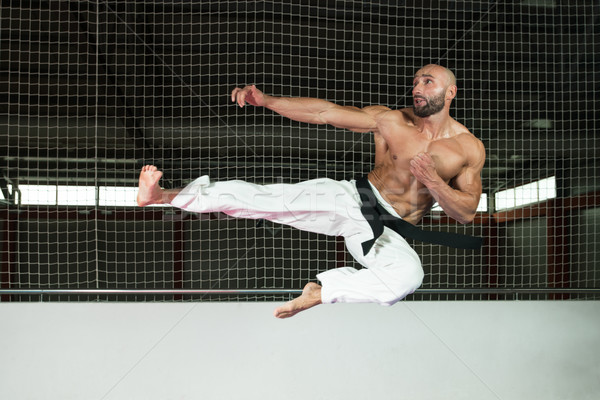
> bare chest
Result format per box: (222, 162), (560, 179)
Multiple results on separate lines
(375, 131), (467, 182)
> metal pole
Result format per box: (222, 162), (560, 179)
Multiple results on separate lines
(0, 288), (598, 296)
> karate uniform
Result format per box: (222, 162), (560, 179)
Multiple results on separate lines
(170, 176), (424, 305)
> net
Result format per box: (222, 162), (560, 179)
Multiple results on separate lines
(0, 1), (598, 301)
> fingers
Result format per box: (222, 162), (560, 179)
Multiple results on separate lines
(230, 87), (247, 107)
(412, 152), (432, 163)
(410, 152), (427, 170)
(410, 152), (440, 187)
(409, 159), (423, 178)
(230, 84), (256, 108)
(230, 87), (240, 103)
(410, 153), (431, 174)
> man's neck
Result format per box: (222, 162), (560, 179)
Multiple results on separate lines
(418, 111), (453, 139)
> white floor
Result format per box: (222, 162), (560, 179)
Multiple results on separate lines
(1, 301), (599, 400)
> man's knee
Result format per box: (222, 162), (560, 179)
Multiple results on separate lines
(378, 263), (424, 305)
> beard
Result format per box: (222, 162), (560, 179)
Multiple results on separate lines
(413, 92), (445, 117)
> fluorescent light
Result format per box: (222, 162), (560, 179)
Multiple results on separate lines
(19, 184), (57, 205)
(538, 176), (556, 200)
(99, 186), (168, 207)
(57, 186), (96, 206)
(477, 193), (488, 212)
(18, 184), (168, 207)
(495, 187), (516, 210)
(99, 186), (138, 207)
(495, 176), (556, 211)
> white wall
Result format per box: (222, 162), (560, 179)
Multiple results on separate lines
(1, 301), (599, 400)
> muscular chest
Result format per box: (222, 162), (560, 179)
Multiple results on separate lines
(375, 131), (466, 182)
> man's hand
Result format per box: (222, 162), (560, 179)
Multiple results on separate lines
(409, 152), (442, 187)
(231, 85), (267, 108)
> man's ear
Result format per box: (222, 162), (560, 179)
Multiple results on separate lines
(446, 85), (457, 101)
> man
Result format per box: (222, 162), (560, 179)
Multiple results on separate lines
(137, 64), (485, 318)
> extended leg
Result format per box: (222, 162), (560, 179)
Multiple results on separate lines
(167, 172), (369, 239)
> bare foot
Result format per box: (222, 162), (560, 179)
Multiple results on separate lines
(137, 165), (164, 206)
(274, 282), (322, 319)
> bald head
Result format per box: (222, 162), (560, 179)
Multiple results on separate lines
(415, 64), (456, 87)
(412, 64), (458, 116)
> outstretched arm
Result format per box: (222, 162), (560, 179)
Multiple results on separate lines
(410, 139), (485, 224)
(231, 85), (389, 133)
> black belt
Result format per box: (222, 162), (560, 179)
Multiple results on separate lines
(355, 176), (484, 256)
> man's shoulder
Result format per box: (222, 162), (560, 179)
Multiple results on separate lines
(445, 121), (485, 166)
(361, 104), (393, 116)
(397, 107), (416, 120)
(375, 107), (416, 125)
(451, 127), (485, 168)
(452, 120), (483, 147)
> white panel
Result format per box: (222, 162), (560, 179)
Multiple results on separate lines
(1, 302), (599, 400)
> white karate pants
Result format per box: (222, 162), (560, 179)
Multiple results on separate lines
(170, 176), (424, 305)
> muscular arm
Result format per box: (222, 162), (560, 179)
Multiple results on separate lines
(231, 85), (389, 133)
(410, 139), (485, 224)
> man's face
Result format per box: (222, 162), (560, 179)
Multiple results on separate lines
(412, 68), (448, 117)
(412, 89), (445, 118)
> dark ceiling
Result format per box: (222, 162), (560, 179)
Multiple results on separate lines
(1, 1), (599, 201)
